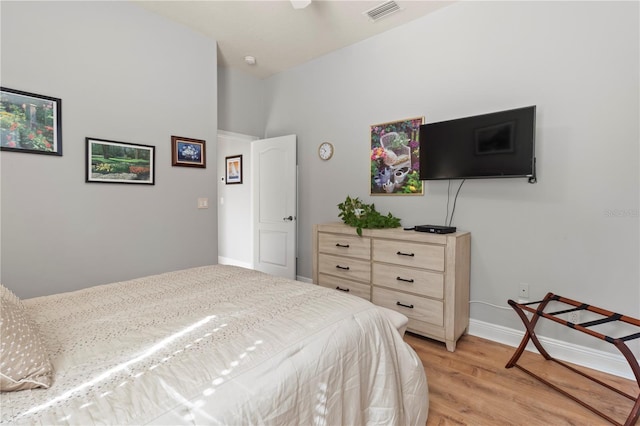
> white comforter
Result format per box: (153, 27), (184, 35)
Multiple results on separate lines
(1, 265), (428, 425)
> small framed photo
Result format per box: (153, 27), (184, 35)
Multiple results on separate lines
(86, 137), (155, 185)
(0, 87), (62, 156)
(171, 136), (206, 168)
(225, 155), (243, 185)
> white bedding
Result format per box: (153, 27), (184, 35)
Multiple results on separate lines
(1, 265), (428, 425)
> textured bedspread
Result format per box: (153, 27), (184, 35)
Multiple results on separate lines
(1, 265), (428, 425)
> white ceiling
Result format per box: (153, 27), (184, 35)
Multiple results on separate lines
(133, 0), (454, 79)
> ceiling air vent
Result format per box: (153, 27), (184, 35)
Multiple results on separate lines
(364, 1), (401, 22)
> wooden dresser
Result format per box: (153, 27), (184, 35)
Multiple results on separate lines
(312, 222), (471, 351)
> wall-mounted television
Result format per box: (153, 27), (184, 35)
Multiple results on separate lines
(419, 106), (536, 182)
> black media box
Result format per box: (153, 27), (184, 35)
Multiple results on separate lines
(415, 225), (457, 234)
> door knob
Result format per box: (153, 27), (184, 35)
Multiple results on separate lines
(283, 215), (294, 221)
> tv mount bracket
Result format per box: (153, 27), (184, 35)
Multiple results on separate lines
(527, 158), (537, 184)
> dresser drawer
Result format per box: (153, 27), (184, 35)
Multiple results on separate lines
(318, 232), (370, 259)
(373, 239), (445, 271)
(372, 287), (443, 327)
(318, 253), (371, 282)
(372, 263), (444, 299)
(318, 274), (371, 300)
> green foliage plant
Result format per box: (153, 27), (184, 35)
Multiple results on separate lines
(337, 195), (401, 236)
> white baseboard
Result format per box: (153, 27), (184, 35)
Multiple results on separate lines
(217, 257), (253, 269)
(296, 275), (312, 284)
(468, 319), (635, 380)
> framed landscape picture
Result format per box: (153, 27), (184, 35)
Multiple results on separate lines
(86, 137), (155, 185)
(0, 87), (62, 156)
(370, 116), (424, 195)
(225, 155), (242, 184)
(171, 135), (206, 168)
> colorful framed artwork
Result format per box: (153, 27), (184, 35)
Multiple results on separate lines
(370, 116), (424, 195)
(0, 87), (62, 156)
(86, 137), (155, 185)
(225, 155), (243, 185)
(171, 136), (206, 168)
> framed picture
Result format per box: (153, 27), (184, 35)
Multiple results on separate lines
(0, 87), (62, 156)
(86, 137), (155, 185)
(171, 136), (206, 168)
(225, 155), (243, 185)
(370, 116), (424, 195)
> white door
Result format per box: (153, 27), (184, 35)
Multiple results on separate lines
(252, 135), (297, 279)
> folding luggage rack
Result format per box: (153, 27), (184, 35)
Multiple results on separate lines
(505, 292), (640, 426)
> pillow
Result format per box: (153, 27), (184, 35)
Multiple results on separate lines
(0, 296), (54, 391)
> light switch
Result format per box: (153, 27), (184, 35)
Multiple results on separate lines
(197, 198), (209, 209)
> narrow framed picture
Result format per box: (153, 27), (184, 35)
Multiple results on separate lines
(0, 87), (62, 156)
(225, 155), (242, 185)
(171, 136), (206, 168)
(370, 116), (424, 195)
(86, 137), (155, 185)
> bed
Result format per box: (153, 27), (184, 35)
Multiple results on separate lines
(0, 265), (428, 425)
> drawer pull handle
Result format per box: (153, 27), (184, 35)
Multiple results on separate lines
(396, 276), (415, 283)
(396, 301), (414, 309)
(336, 286), (350, 292)
(336, 265), (350, 270)
(397, 251), (415, 257)
(335, 243), (350, 248)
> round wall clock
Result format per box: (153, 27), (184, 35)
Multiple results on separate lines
(318, 142), (334, 160)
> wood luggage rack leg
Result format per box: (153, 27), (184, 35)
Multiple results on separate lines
(505, 292), (640, 426)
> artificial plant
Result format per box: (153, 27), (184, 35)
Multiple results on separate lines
(337, 195), (401, 236)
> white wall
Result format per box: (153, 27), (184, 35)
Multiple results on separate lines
(262, 1), (639, 354)
(1, 1), (218, 298)
(217, 131), (256, 268)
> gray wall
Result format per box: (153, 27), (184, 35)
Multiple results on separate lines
(218, 67), (266, 136)
(261, 1), (639, 351)
(1, 1), (218, 298)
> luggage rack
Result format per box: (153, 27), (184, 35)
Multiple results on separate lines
(505, 292), (640, 426)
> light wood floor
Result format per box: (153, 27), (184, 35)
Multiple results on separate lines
(404, 332), (639, 426)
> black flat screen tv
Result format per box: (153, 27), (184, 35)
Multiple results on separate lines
(419, 106), (536, 182)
